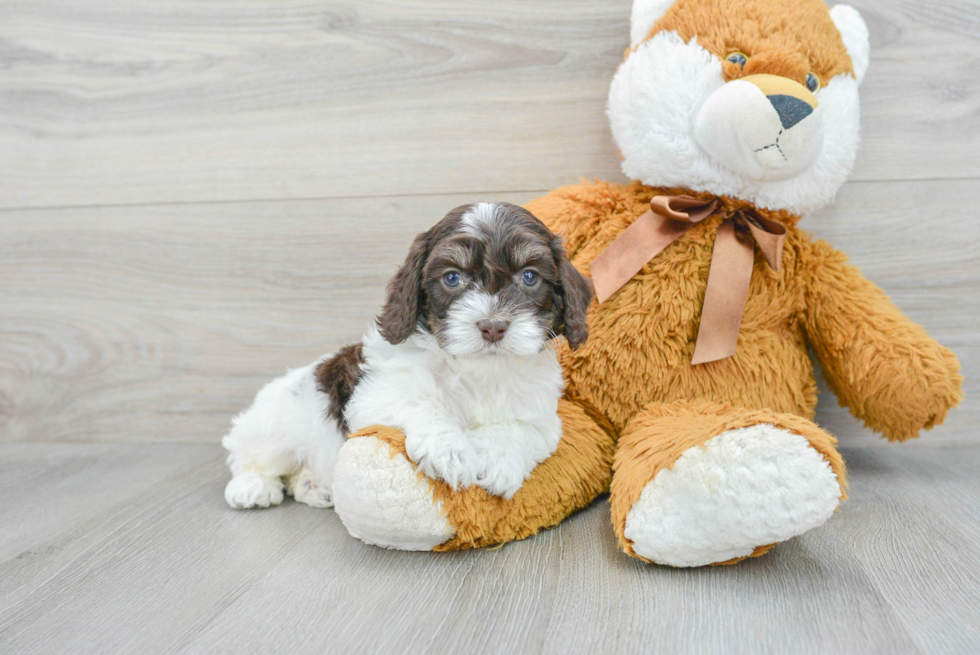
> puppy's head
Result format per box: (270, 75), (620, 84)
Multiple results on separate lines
(377, 202), (594, 356)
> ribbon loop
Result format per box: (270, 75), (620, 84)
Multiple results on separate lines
(589, 194), (787, 365)
(742, 211), (787, 272)
(650, 195), (717, 223)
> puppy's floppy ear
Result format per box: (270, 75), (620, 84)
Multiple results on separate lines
(377, 230), (429, 344)
(551, 238), (594, 350)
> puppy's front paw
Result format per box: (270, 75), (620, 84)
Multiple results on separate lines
(475, 451), (529, 500)
(405, 431), (480, 491)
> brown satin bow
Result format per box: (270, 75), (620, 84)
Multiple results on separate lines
(589, 195), (787, 365)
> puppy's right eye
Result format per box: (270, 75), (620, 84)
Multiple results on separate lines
(443, 271), (461, 288)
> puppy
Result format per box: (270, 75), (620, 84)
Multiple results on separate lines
(223, 202), (594, 509)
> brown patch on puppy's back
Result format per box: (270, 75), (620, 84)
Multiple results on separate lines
(642, 0), (854, 86)
(315, 343), (364, 433)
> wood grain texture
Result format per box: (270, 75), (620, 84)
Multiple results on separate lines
(1, 0), (979, 209)
(0, 0), (977, 652)
(1, 443), (979, 654)
(1, 181), (975, 446)
(834, 447), (980, 654)
(0, 191), (538, 444)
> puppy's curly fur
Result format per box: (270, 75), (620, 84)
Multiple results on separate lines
(222, 202), (592, 508)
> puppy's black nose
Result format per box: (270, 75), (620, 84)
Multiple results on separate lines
(477, 319), (509, 344)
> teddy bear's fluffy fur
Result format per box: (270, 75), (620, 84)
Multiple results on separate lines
(331, 0), (962, 566)
(529, 181), (960, 562)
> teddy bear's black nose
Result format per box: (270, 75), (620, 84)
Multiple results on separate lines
(768, 94), (813, 130)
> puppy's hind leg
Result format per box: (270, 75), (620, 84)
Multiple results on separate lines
(281, 343), (360, 509)
(285, 466), (334, 508)
(223, 427), (292, 510)
(222, 365), (318, 510)
(225, 470), (286, 510)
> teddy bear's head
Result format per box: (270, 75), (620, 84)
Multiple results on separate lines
(608, 0), (870, 215)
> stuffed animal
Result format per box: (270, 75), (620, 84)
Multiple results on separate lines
(332, 0), (963, 566)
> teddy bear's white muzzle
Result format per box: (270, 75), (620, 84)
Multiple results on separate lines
(694, 75), (823, 183)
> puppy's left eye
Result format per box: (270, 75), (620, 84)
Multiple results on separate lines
(443, 271), (461, 288)
(521, 270), (539, 286)
(805, 73), (820, 93)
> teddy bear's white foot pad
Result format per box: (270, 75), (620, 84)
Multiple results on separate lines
(333, 436), (456, 550)
(624, 424), (841, 567)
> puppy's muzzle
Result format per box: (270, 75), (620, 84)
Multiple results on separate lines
(694, 73), (823, 182)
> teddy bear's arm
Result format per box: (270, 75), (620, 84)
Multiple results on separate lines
(802, 238), (963, 442)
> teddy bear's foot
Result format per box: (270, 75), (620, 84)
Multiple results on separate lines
(611, 402), (846, 567)
(333, 402), (615, 551)
(333, 433), (456, 550)
(624, 424), (839, 566)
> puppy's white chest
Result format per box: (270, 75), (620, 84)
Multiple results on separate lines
(343, 329), (565, 499)
(442, 353), (563, 426)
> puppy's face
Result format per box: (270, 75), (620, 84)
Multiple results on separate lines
(377, 203), (594, 357)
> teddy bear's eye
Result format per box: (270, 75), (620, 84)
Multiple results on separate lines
(726, 52), (747, 68)
(805, 73), (820, 93)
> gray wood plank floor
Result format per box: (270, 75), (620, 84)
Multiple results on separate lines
(1, 445), (979, 654)
(1, 0), (978, 653)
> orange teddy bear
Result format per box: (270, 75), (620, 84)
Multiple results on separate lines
(332, 0), (962, 566)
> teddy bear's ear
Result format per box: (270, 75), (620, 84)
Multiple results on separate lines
(830, 5), (870, 85)
(630, 0), (675, 48)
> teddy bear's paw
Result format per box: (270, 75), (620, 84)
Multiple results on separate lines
(333, 436), (456, 550)
(624, 423), (842, 567)
(225, 472), (285, 510)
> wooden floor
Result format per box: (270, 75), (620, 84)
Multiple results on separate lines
(1, 1), (978, 653)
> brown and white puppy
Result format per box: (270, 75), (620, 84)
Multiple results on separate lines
(222, 203), (593, 509)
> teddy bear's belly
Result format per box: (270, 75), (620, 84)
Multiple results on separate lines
(562, 276), (817, 435)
